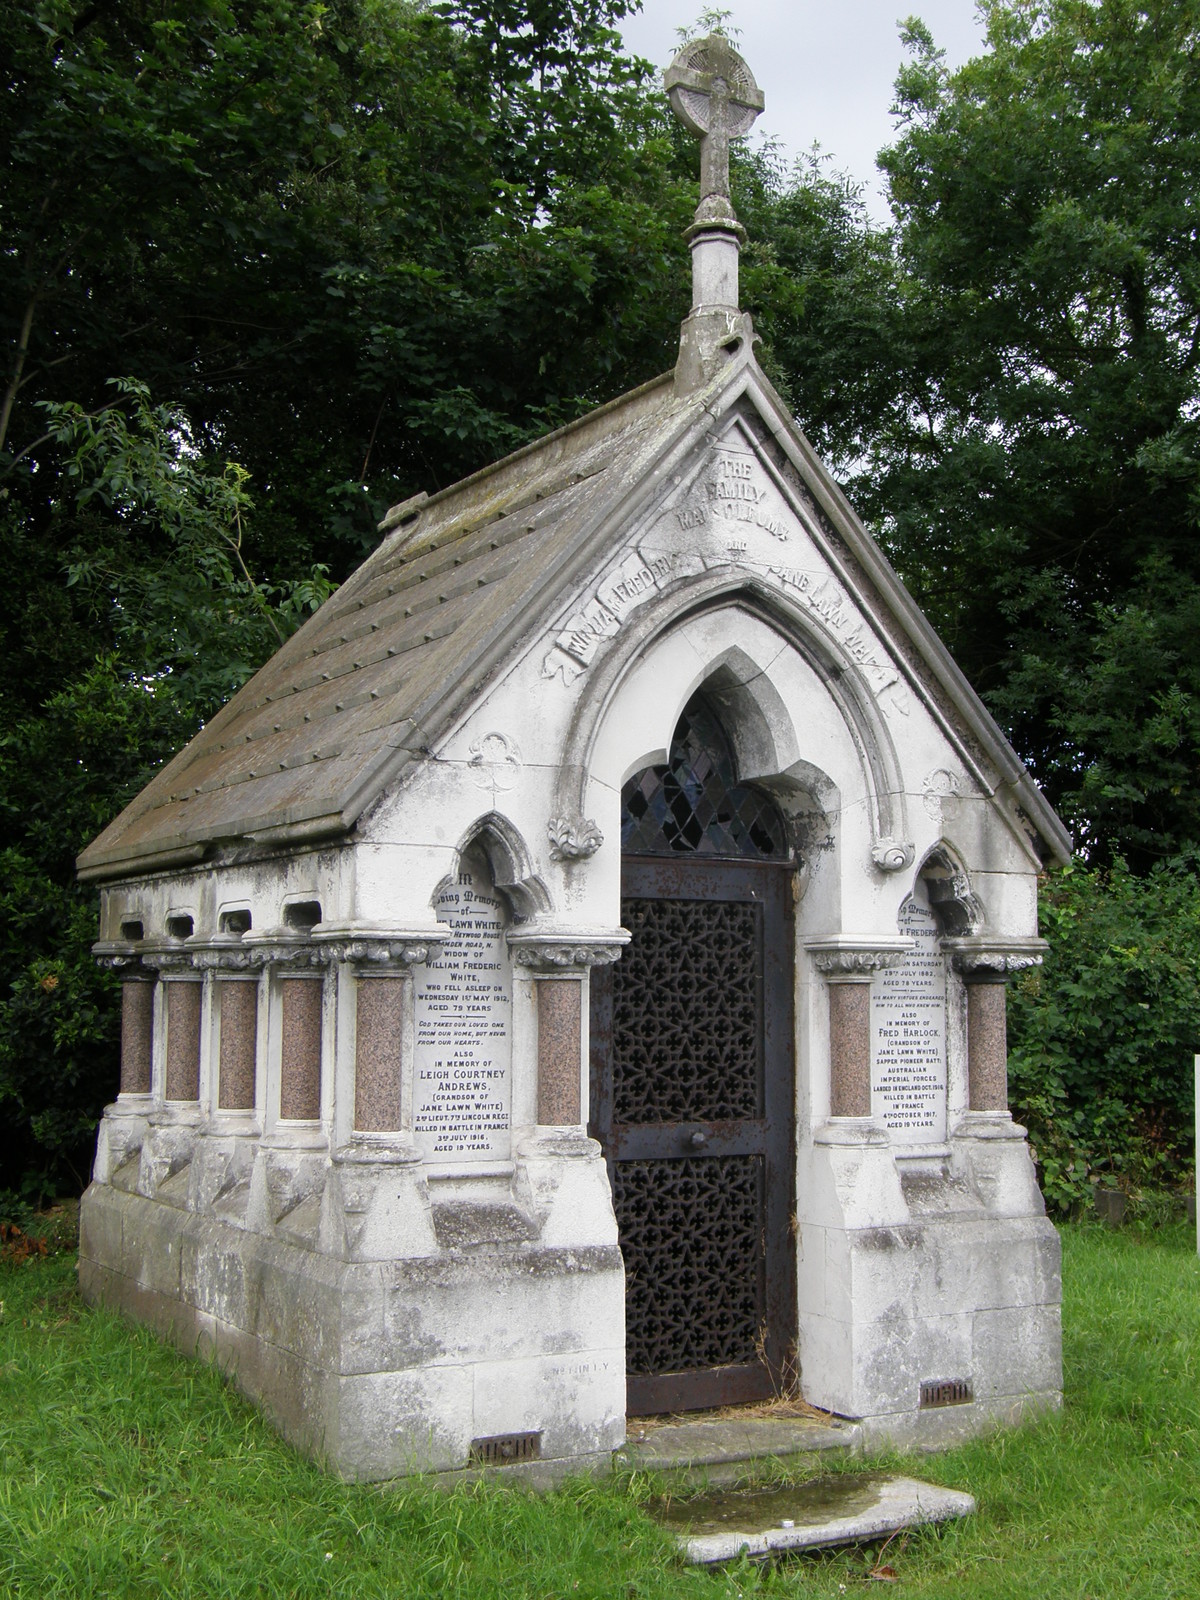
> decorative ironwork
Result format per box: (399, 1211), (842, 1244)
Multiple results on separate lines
(613, 897), (761, 1124)
(612, 1155), (765, 1375)
(621, 696), (786, 859)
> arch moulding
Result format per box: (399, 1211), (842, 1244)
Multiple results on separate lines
(548, 572), (914, 872)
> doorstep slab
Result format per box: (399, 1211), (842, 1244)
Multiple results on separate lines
(619, 1415), (860, 1478)
(656, 1472), (975, 1565)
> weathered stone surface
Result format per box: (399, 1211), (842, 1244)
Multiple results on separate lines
(671, 1475), (975, 1565)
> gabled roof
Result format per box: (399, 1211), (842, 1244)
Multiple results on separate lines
(77, 371), (704, 879)
(78, 347), (1071, 881)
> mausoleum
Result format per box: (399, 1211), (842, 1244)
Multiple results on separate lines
(78, 36), (1069, 1481)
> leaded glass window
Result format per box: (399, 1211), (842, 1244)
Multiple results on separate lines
(621, 695), (787, 858)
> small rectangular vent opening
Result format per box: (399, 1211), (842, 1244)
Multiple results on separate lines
(284, 900), (322, 930)
(166, 914), (194, 940)
(920, 1378), (973, 1409)
(220, 909), (252, 935)
(120, 919), (144, 942)
(469, 1431), (542, 1467)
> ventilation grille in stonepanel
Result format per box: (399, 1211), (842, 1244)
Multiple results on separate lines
(468, 1432), (542, 1466)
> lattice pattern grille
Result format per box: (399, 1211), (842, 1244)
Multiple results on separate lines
(622, 698), (786, 859)
(614, 897), (761, 1124)
(613, 1155), (765, 1375)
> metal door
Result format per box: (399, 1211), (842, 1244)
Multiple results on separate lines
(588, 696), (796, 1415)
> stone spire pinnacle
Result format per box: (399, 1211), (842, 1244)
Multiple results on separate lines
(665, 33), (764, 381)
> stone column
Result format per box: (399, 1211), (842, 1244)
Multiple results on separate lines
(946, 941), (1047, 1116)
(278, 969), (324, 1122)
(320, 933), (444, 1142)
(510, 934), (629, 1131)
(191, 938), (264, 1118)
(218, 975), (260, 1112)
(164, 974), (203, 1104)
(119, 972), (155, 1098)
(808, 939), (913, 1126)
(90, 945), (156, 1183)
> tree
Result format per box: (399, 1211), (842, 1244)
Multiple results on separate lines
(0, 0), (702, 1199)
(847, 0), (1200, 866)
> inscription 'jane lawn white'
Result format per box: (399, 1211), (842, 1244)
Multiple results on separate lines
(413, 859), (512, 1160)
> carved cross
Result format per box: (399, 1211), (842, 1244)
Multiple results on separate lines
(665, 34), (764, 212)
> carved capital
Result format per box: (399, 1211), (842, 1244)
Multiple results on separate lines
(138, 941), (197, 975)
(871, 838), (915, 873)
(314, 923), (446, 970)
(943, 938), (1047, 978)
(807, 937), (914, 977)
(189, 936), (265, 973)
(92, 940), (151, 977)
(547, 814), (603, 861)
(243, 931), (325, 970)
(509, 930), (629, 970)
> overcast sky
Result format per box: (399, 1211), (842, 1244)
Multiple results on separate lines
(620, 2), (990, 220)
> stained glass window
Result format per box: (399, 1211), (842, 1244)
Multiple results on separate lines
(621, 695), (788, 858)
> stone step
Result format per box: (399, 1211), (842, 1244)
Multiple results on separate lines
(618, 1414), (861, 1484)
(651, 1472), (975, 1565)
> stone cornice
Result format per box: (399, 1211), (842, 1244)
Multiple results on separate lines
(508, 929), (630, 970)
(806, 936), (914, 977)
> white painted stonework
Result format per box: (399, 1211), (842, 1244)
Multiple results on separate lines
(76, 34), (1066, 1481)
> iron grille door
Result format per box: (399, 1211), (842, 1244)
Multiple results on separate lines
(590, 856), (795, 1415)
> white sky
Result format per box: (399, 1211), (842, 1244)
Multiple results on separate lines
(620, 1), (989, 220)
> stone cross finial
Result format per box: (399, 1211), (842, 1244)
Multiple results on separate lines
(665, 34), (764, 240)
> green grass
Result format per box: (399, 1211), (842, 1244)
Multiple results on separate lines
(1, 1222), (1197, 1598)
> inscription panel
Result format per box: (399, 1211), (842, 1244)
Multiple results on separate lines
(413, 857), (512, 1160)
(870, 882), (947, 1143)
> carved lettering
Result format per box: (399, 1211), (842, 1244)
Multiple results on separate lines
(869, 884), (948, 1144)
(412, 859), (512, 1160)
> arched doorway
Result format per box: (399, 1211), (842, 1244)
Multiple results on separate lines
(589, 692), (796, 1415)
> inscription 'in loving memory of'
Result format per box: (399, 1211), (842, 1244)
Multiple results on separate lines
(412, 860), (512, 1160)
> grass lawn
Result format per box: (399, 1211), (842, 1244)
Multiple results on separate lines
(1, 1219), (1197, 1598)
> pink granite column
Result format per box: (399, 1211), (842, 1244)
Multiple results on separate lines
(279, 973), (323, 1122)
(810, 944), (911, 1124)
(827, 979), (872, 1119)
(119, 976), (155, 1097)
(354, 973), (406, 1134)
(164, 978), (202, 1103)
(965, 975), (1009, 1114)
(218, 976), (260, 1112)
(536, 978), (583, 1126)
(509, 936), (626, 1132)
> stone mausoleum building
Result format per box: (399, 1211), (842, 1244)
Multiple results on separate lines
(78, 37), (1069, 1481)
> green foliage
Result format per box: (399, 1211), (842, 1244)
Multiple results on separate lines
(1008, 857), (1200, 1212)
(0, 385), (332, 1200)
(866, 0), (1200, 864)
(2, 1225), (1199, 1596)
